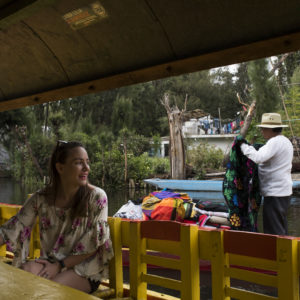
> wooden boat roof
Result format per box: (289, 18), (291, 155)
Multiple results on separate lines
(1, 0), (300, 112)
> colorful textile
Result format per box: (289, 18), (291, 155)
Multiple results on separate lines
(223, 136), (262, 231)
(151, 190), (182, 200)
(142, 189), (193, 221)
(0, 187), (113, 281)
(196, 200), (228, 212)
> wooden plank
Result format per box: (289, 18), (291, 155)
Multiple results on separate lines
(224, 266), (277, 287)
(225, 286), (277, 300)
(142, 254), (181, 270)
(146, 239), (180, 255)
(224, 230), (277, 260)
(1, 31), (300, 113)
(228, 254), (277, 271)
(141, 273), (182, 292)
(0, 261), (100, 299)
(141, 221), (181, 241)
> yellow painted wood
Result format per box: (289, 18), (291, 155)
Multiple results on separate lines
(116, 282), (180, 300)
(146, 239), (180, 255)
(141, 273), (182, 291)
(141, 254), (181, 270)
(180, 224), (199, 300)
(224, 266), (277, 287)
(225, 286), (277, 300)
(0, 261), (100, 299)
(108, 217), (124, 298)
(228, 253), (278, 271)
(0, 244), (6, 256)
(92, 287), (114, 298)
(0, 205), (20, 219)
(128, 221), (200, 300)
(0, 205), (22, 257)
(129, 221), (147, 300)
(120, 220), (130, 247)
(0, 204), (41, 259)
(277, 238), (299, 300)
(210, 230), (230, 300)
(198, 229), (215, 260)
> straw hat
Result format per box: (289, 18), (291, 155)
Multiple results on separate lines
(257, 113), (288, 128)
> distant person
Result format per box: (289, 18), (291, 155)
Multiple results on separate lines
(240, 113), (293, 235)
(0, 141), (113, 294)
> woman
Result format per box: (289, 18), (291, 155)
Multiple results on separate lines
(0, 141), (113, 294)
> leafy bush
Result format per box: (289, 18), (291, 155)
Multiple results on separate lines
(92, 147), (125, 188)
(127, 153), (152, 182)
(186, 143), (224, 179)
(150, 156), (170, 175)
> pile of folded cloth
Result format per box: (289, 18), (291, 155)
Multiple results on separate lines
(114, 189), (230, 229)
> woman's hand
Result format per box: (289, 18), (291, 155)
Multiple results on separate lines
(36, 259), (61, 279)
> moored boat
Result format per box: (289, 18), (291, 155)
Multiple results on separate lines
(144, 178), (300, 191)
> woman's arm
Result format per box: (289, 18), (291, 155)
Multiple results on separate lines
(62, 251), (97, 269)
(36, 251), (97, 278)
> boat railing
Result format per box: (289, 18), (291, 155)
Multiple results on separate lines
(0, 205), (300, 299)
(0, 203), (40, 259)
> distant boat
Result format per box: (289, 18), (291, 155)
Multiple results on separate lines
(144, 178), (222, 192)
(144, 178), (300, 192)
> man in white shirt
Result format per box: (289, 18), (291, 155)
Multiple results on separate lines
(240, 113), (293, 235)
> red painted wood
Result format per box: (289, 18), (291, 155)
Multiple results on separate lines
(140, 220), (182, 241)
(224, 230), (277, 260)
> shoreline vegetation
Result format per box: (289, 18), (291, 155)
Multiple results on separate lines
(1, 55), (299, 189)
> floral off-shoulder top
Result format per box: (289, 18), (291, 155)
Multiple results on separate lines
(0, 186), (113, 281)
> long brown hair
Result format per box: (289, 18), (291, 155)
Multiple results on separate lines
(41, 141), (92, 220)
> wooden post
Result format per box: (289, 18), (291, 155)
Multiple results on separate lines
(161, 93), (186, 179)
(108, 217), (124, 298)
(277, 237), (299, 300)
(180, 225), (200, 300)
(210, 230), (230, 300)
(129, 221), (147, 300)
(218, 107), (222, 134)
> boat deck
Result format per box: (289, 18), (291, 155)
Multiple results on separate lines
(1, 204), (300, 300)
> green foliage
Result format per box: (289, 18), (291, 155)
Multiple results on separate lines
(151, 134), (161, 156)
(66, 132), (101, 165)
(186, 143), (224, 179)
(92, 147), (124, 188)
(29, 134), (55, 175)
(117, 129), (150, 156)
(280, 66), (300, 137)
(247, 58), (280, 119)
(127, 153), (152, 182)
(150, 156), (170, 175)
(5, 57), (298, 189)
(48, 111), (66, 139)
(243, 122), (265, 144)
(112, 96), (133, 134)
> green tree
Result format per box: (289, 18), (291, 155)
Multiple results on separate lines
(283, 66), (300, 136)
(247, 58), (280, 119)
(112, 95), (133, 134)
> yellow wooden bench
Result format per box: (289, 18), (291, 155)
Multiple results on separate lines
(1, 204), (300, 300)
(210, 229), (299, 300)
